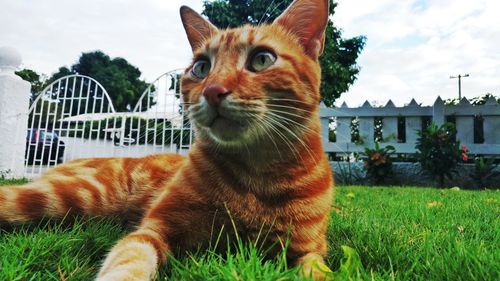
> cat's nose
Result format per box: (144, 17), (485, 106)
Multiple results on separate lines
(202, 84), (231, 107)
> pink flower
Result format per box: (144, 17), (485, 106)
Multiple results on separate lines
(370, 152), (381, 161)
(461, 145), (468, 152)
(462, 153), (468, 161)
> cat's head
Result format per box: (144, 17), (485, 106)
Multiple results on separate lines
(180, 0), (328, 149)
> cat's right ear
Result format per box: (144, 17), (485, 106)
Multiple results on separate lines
(274, 0), (329, 59)
(180, 6), (218, 52)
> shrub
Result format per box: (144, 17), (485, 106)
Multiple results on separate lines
(334, 157), (365, 185)
(363, 142), (395, 185)
(415, 122), (464, 187)
(469, 157), (500, 189)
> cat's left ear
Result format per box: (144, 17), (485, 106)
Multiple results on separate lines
(274, 0), (329, 58)
(180, 6), (218, 51)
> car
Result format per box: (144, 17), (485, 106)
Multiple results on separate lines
(25, 129), (65, 165)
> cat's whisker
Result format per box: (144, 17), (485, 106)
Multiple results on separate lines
(264, 115), (317, 162)
(266, 108), (309, 120)
(260, 115), (301, 162)
(265, 104), (314, 114)
(266, 111), (316, 135)
(261, 115), (306, 163)
(263, 98), (313, 105)
(258, 0), (277, 25)
(260, 0), (287, 25)
(251, 115), (284, 161)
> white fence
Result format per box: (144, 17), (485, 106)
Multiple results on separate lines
(320, 97), (500, 155)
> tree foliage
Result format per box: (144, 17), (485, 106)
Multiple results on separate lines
(47, 51), (150, 111)
(202, 0), (366, 106)
(445, 93), (500, 106)
(15, 68), (46, 99)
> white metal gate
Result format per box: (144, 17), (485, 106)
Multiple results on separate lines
(126, 70), (193, 155)
(24, 70), (192, 177)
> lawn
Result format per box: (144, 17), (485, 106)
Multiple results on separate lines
(0, 179), (498, 280)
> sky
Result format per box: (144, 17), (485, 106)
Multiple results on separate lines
(1, 0), (498, 107)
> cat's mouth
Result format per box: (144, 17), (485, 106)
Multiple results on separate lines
(208, 112), (244, 127)
(206, 112), (248, 140)
(208, 114), (229, 127)
(190, 104), (256, 145)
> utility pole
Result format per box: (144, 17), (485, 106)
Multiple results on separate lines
(449, 74), (469, 100)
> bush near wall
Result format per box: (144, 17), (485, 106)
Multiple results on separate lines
(331, 161), (500, 189)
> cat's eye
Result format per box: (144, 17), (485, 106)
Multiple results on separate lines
(191, 59), (211, 79)
(249, 50), (276, 72)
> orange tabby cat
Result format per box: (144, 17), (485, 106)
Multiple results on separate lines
(0, 0), (334, 280)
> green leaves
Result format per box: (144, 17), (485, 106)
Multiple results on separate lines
(332, 246), (363, 281)
(469, 156), (500, 189)
(363, 142), (396, 185)
(415, 122), (463, 187)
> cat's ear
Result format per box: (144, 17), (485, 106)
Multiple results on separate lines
(274, 0), (329, 58)
(180, 6), (218, 51)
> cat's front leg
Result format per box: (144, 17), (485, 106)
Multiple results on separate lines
(289, 210), (334, 280)
(96, 218), (169, 281)
(96, 184), (213, 281)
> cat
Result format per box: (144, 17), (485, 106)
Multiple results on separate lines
(0, 0), (334, 280)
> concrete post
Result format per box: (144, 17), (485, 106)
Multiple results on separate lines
(432, 96), (445, 126)
(358, 117), (374, 145)
(0, 47), (31, 178)
(405, 117), (421, 144)
(319, 102), (330, 144)
(382, 117), (398, 142)
(336, 117), (352, 143)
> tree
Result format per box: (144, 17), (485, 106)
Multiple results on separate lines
(15, 68), (46, 100)
(202, 0), (366, 106)
(47, 51), (150, 111)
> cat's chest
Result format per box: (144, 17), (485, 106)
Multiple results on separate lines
(211, 186), (295, 235)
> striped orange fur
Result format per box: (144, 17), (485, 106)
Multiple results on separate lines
(0, 0), (334, 280)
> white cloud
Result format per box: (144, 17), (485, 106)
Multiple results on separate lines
(335, 0), (500, 106)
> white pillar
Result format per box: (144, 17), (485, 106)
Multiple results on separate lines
(382, 117), (398, 142)
(336, 117), (352, 143)
(359, 117), (374, 145)
(456, 116), (474, 144)
(483, 116), (500, 144)
(0, 47), (31, 178)
(405, 117), (421, 144)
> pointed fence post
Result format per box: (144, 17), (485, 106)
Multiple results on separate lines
(358, 101), (374, 144)
(432, 96), (445, 125)
(455, 98), (473, 144)
(381, 100), (398, 142)
(0, 47), (30, 178)
(405, 99), (421, 144)
(336, 102), (352, 144)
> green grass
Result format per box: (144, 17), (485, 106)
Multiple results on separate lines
(0, 178), (29, 186)
(1, 185), (498, 280)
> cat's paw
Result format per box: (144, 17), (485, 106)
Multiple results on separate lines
(298, 253), (333, 281)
